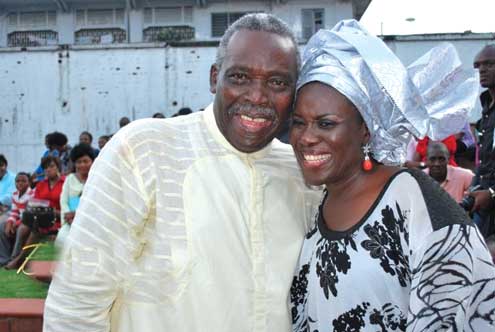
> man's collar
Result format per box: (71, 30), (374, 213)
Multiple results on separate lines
(203, 103), (272, 159)
(481, 90), (494, 111)
(444, 165), (453, 183)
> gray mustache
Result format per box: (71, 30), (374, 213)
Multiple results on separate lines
(228, 103), (276, 119)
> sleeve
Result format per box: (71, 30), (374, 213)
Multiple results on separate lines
(407, 224), (495, 332)
(43, 133), (151, 332)
(59, 176), (70, 225)
(0, 173), (15, 207)
(6, 195), (19, 225)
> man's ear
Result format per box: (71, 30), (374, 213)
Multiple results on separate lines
(210, 64), (219, 94)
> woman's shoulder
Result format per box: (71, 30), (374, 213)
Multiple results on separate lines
(393, 168), (472, 231)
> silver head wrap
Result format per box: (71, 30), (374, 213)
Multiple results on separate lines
(297, 19), (479, 165)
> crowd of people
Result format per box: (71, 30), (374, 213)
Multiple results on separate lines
(0, 12), (494, 332)
(0, 110), (192, 270)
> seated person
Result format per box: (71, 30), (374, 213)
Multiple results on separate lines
(79, 131), (99, 158)
(424, 142), (474, 202)
(406, 135), (458, 168)
(0, 154), (16, 221)
(32, 132), (70, 184)
(98, 135), (110, 150)
(6, 156), (65, 269)
(55, 144), (95, 248)
(0, 172), (33, 266)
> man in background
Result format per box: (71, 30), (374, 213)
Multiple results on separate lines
(424, 142), (473, 202)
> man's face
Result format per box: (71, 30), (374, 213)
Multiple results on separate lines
(210, 30), (298, 153)
(427, 149), (448, 182)
(474, 47), (495, 89)
(0, 162), (6, 179)
(79, 134), (91, 145)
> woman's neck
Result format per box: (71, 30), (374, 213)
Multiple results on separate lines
(48, 175), (59, 186)
(325, 167), (370, 199)
(76, 172), (88, 183)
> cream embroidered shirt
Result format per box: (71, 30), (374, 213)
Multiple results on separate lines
(44, 105), (321, 332)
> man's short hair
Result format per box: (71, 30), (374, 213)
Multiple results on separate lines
(80, 131), (93, 143)
(48, 132), (68, 148)
(215, 13), (300, 71)
(427, 141), (450, 158)
(0, 154), (7, 166)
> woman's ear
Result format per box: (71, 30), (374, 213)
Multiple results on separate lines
(361, 122), (371, 145)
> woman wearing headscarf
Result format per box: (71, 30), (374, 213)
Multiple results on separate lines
(289, 20), (494, 332)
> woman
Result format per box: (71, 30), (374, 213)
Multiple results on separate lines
(6, 156), (65, 269)
(0, 172), (33, 266)
(55, 143), (95, 248)
(290, 21), (495, 331)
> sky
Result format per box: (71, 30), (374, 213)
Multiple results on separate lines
(360, 0), (495, 35)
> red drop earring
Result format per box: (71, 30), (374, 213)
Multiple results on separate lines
(362, 143), (373, 171)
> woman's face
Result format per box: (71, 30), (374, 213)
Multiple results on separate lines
(290, 82), (368, 186)
(75, 155), (93, 177)
(45, 161), (60, 180)
(15, 174), (30, 192)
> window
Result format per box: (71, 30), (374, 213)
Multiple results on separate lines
(143, 6), (194, 42)
(143, 26), (195, 42)
(75, 9), (125, 27)
(301, 8), (324, 40)
(75, 28), (126, 45)
(143, 6), (193, 26)
(8, 31), (58, 47)
(211, 12), (250, 37)
(74, 8), (126, 45)
(7, 11), (58, 47)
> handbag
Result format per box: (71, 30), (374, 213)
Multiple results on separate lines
(22, 199), (56, 229)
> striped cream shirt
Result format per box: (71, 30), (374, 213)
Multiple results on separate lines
(44, 104), (321, 332)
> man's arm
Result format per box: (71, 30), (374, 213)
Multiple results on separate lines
(44, 133), (151, 332)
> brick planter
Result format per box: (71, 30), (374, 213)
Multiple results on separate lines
(0, 299), (44, 332)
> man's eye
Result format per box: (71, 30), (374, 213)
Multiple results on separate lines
(229, 73), (248, 83)
(268, 78), (289, 89)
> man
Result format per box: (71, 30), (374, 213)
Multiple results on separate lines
(470, 44), (495, 237)
(0, 155), (15, 222)
(119, 116), (130, 128)
(44, 14), (320, 332)
(424, 142), (473, 202)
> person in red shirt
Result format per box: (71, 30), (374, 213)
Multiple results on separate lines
(5, 156), (65, 269)
(0, 172), (33, 266)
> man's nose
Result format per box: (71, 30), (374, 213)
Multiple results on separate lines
(244, 80), (269, 105)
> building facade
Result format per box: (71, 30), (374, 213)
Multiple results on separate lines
(0, 0), (359, 173)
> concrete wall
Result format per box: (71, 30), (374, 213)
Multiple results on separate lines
(0, 44), (217, 173)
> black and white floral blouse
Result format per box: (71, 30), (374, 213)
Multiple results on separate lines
(291, 169), (495, 332)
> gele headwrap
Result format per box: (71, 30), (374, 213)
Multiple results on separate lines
(297, 19), (479, 165)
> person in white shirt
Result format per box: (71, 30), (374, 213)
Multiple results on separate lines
(44, 13), (320, 332)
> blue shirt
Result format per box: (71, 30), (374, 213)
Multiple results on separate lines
(0, 170), (16, 207)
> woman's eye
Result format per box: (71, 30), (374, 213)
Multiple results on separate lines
(291, 118), (304, 126)
(318, 120), (335, 128)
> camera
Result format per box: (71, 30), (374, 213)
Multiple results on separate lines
(459, 185), (481, 211)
